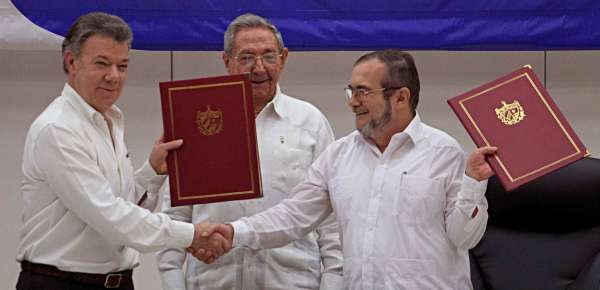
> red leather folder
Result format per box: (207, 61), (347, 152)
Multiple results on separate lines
(160, 74), (262, 205)
(448, 66), (588, 191)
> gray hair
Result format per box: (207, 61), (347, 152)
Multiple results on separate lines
(354, 50), (420, 115)
(223, 13), (284, 56)
(62, 12), (132, 73)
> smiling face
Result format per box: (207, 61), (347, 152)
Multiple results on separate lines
(65, 34), (129, 115)
(223, 27), (288, 104)
(348, 58), (394, 139)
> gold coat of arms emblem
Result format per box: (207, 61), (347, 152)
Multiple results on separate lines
(495, 100), (525, 126)
(196, 105), (223, 136)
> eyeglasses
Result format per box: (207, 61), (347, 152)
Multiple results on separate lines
(232, 52), (282, 67)
(344, 86), (402, 101)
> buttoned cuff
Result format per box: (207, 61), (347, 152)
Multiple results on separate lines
(170, 220), (195, 248)
(139, 160), (160, 180)
(461, 174), (488, 202)
(230, 220), (250, 248)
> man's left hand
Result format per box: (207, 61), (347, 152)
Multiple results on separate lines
(149, 134), (183, 174)
(466, 146), (498, 181)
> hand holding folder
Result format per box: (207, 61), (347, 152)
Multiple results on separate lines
(448, 66), (587, 191)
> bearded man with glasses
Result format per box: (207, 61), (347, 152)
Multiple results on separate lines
(156, 13), (343, 290)
(194, 50), (499, 290)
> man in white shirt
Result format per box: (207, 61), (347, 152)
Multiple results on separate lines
(155, 13), (343, 290)
(16, 12), (227, 290)
(194, 50), (498, 290)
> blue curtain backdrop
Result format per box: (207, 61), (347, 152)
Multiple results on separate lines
(12, 0), (600, 51)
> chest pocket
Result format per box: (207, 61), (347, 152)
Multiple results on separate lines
(393, 175), (445, 226)
(271, 145), (312, 196)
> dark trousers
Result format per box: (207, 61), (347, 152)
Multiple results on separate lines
(16, 267), (134, 290)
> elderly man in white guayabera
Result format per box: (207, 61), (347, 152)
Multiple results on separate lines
(156, 13), (344, 290)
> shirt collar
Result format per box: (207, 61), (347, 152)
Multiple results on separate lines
(262, 84), (286, 118)
(395, 111), (424, 144)
(62, 83), (123, 123)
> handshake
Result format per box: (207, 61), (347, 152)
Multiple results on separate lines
(187, 222), (234, 263)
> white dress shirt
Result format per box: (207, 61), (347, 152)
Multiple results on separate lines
(16, 84), (194, 274)
(156, 87), (344, 290)
(232, 113), (489, 290)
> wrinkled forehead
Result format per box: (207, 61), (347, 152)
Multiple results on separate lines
(351, 59), (386, 86)
(79, 35), (130, 60)
(232, 28), (279, 54)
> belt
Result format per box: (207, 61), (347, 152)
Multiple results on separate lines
(21, 260), (132, 289)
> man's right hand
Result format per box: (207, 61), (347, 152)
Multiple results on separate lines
(187, 222), (234, 264)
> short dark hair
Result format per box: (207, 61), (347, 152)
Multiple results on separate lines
(354, 50), (420, 115)
(61, 12), (132, 73)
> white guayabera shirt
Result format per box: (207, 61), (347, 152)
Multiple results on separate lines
(157, 87), (344, 290)
(17, 84), (194, 274)
(233, 113), (489, 290)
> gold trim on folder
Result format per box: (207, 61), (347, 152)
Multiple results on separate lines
(167, 81), (258, 201)
(458, 71), (582, 182)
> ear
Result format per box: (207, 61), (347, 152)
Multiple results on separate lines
(222, 52), (231, 72)
(64, 51), (76, 74)
(279, 47), (289, 68)
(393, 87), (411, 106)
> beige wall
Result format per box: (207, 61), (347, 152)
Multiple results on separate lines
(1, 49), (598, 289)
